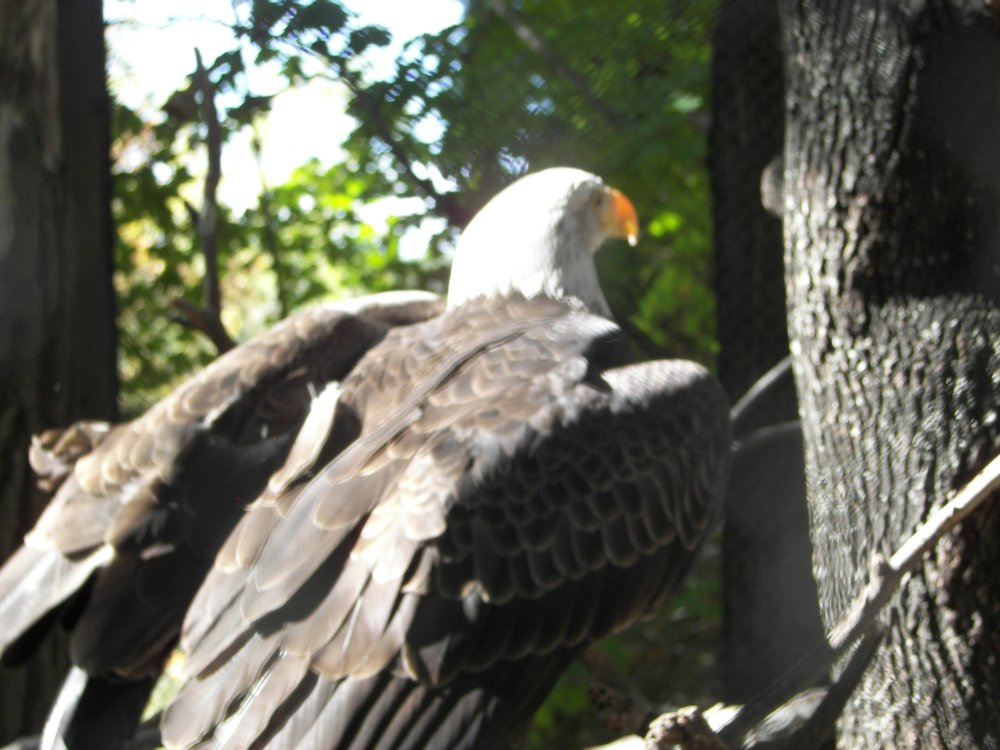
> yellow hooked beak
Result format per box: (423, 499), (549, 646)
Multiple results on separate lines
(601, 187), (640, 247)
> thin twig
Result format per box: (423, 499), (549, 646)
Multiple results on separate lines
(731, 420), (800, 455)
(265, 37), (470, 228)
(250, 126), (288, 317)
(829, 450), (1000, 652)
(169, 299), (234, 354)
(487, 0), (625, 130)
(640, 450), (1000, 750)
(193, 49), (223, 317)
(343, 74), (470, 227)
(748, 627), (883, 750)
(170, 50), (235, 353)
(729, 356), (792, 432)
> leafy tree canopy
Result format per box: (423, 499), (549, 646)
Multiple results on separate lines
(112, 0), (716, 412)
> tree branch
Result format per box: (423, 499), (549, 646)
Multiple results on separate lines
(731, 420), (800, 455)
(342, 73), (471, 227)
(487, 0), (625, 130)
(168, 299), (234, 354)
(193, 49), (224, 318)
(729, 356), (792, 434)
(250, 126), (288, 317)
(828, 449), (1000, 653)
(637, 450), (1000, 750)
(168, 50), (235, 354)
(742, 628), (883, 750)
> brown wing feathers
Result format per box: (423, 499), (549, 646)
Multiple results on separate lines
(0, 293), (442, 679)
(161, 297), (730, 750)
(3, 169), (730, 750)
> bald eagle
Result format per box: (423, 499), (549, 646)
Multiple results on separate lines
(0, 168), (729, 750)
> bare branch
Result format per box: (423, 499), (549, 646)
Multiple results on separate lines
(729, 356), (792, 433)
(636, 451), (1000, 750)
(742, 628), (883, 750)
(169, 299), (235, 353)
(829, 449), (1000, 653)
(487, 0), (625, 130)
(250, 126), (288, 317)
(169, 50), (235, 355)
(192, 49), (224, 318)
(343, 75), (471, 227)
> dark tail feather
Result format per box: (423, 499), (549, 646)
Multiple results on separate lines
(40, 667), (155, 750)
(252, 648), (580, 750)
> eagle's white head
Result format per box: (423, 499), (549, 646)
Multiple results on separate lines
(446, 167), (639, 317)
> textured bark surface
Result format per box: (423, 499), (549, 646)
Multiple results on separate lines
(0, 0), (116, 740)
(780, 2), (1000, 747)
(710, 0), (826, 704)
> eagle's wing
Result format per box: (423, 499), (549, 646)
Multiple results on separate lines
(162, 296), (730, 750)
(0, 290), (442, 681)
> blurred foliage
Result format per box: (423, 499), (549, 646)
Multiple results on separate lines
(348, 0), (719, 358)
(111, 0), (720, 742)
(113, 0), (717, 411)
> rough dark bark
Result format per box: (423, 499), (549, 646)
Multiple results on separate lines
(0, 0), (116, 740)
(779, 2), (1000, 747)
(710, 0), (827, 705)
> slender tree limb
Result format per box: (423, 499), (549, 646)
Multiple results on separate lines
(637, 450), (1000, 750)
(250, 126), (288, 317)
(341, 72), (470, 227)
(273, 38), (470, 227)
(731, 420), (800, 455)
(192, 48), (223, 319)
(741, 628), (883, 750)
(729, 356), (792, 433)
(828, 449), (1000, 653)
(167, 50), (235, 353)
(168, 299), (234, 353)
(487, 0), (625, 130)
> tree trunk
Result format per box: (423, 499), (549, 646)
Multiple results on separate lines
(0, 0), (117, 740)
(710, 0), (827, 705)
(779, 2), (1000, 747)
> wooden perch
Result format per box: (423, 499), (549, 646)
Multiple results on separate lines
(636, 450), (1000, 750)
(828, 449), (1000, 653)
(646, 707), (728, 750)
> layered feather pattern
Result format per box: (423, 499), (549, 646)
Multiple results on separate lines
(162, 295), (730, 750)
